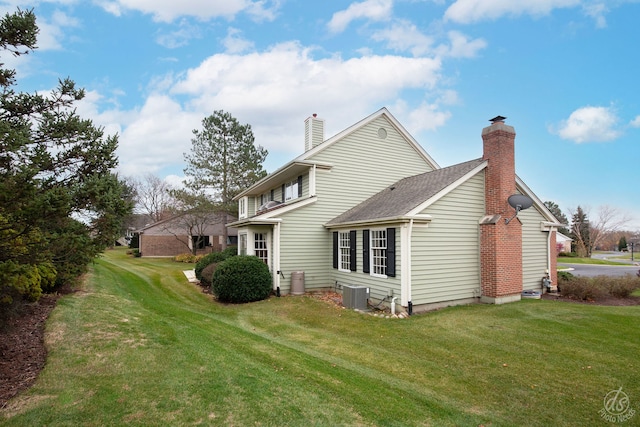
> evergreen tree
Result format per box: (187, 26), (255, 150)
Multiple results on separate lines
(0, 9), (133, 305)
(544, 201), (570, 235)
(618, 236), (627, 252)
(570, 206), (590, 257)
(182, 110), (268, 248)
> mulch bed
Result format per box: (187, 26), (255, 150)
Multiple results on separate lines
(1, 287), (638, 409)
(0, 284), (74, 409)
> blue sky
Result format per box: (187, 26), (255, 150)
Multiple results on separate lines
(5, 0), (640, 229)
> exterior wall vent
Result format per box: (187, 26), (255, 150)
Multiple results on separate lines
(342, 285), (369, 310)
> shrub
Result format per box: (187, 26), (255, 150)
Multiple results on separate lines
(212, 256), (272, 303)
(606, 275), (640, 298)
(559, 276), (607, 301)
(173, 253), (202, 263)
(194, 247), (237, 282)
(199, 263), (218, 288)
(559, 274), (640, 301)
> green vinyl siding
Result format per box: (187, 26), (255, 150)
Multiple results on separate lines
(410, 172), (485, 305)
(520, 205), (550, 291)
(275, 115), (432, 293)
(330, 227), (401, 302)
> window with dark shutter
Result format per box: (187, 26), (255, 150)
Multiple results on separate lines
(362, 229), (370, 273)
(386, 227), (396, 277)
(349, 230), (357, 271)
(332, 232), (338, 269)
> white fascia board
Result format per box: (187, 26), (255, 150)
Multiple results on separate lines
(324, 214), (432, 230)
(515, 176), (565, 225)
(228, 196), (317, 228)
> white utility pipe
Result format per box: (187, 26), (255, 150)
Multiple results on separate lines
(391, 297), (397, 315)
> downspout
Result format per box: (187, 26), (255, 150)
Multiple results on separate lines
(407, 219), (414, 315)
(273, 222), (281, 296)
(546, 227), (552, 290)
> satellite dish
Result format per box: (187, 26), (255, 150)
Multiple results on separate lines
(505, 194), (533, 224)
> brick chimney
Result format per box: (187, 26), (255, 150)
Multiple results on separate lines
(479, 116), (523, 304)
(304, 113), (325, 151)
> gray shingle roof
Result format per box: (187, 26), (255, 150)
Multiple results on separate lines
(326, 158), (485, 226)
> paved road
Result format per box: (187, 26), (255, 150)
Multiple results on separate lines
(558, 263), (640, 278)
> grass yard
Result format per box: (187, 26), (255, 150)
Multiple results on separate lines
(2, 248), (639, 426)
(557, 256), (632, 266)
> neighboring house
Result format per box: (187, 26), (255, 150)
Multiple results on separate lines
(137, 213), (237, 257)
(229, 108), (562, 313)
(556, 232), (573, 254)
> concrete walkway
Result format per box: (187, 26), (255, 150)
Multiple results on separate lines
(183, 269), (198, 283)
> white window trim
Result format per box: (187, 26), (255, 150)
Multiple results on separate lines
(284, 179), (299, 201)
(239, 233), (248, 255)
(338, 231), (351, 272)
(370, 228), (387, 278)
(239, 197), (248, 219)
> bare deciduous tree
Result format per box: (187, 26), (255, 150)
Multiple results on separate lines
(589, 205), (633, 252)
(569, 205), (632, 256)
(132, 173), (177, 222)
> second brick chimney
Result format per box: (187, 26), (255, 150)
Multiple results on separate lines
(479, 116), (523, 304)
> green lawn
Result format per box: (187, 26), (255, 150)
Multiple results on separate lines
(2, 248), (639, 426)
(557, 257), (632, 265)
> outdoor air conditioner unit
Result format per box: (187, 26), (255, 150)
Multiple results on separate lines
(342, 285), (369, 310)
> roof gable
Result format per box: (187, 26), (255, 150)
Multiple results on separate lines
(235, 108), (439, 199)
(300, 107), (439, 169)
(326, 158), (486, 227)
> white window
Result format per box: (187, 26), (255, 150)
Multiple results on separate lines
(285, 179), (299, 201)
(370, 229), (387, 277)
(239, 234), (247, 255)
(239, 197), (247, 218)
(338, 232), (351, 272)
(254, 233), (268, 264)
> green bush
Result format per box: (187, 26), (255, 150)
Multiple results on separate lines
(212, 256), (272, 303)
(194, 247), (237, 282)
(557, 271), (574, 282)
(200, 263), (219, 287)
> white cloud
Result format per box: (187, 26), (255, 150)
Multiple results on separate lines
(97, 0), (280, 23)
(155, 20), (202, 48)
(437, 31), (487, 58)
(222, 28), (255, 54)
(35, 11), (79, 50)
(583, 2), (608, 28)
(83, 42), (448, 176)
(398, 100), (452, 133)
(371, 20), (435, 56)
(554, 106), (622, 143)
(327, 0), (393, 33)
(630, 115), (640, 128)
(444, 0), (580, 24)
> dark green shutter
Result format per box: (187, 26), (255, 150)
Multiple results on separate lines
(362, 229), (370, 273)
(386, 227), (396, 277)
(298, 175), (303, 198)
(332, 232), (338, 269)
(349, 230), (357, 271)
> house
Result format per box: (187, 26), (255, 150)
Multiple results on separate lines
(136, 212), (237, 257)
(556, 232), (573, 254)
(229, 108), (562, 313)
